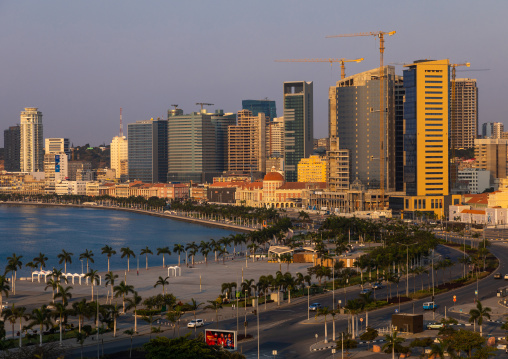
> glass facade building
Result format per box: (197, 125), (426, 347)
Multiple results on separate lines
(283, 81), (313, 182)
(242, 100), (277, 121)
(127, 119), (168, 183)
(4, 125), (20, 172)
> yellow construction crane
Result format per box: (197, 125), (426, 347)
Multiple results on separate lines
(274, 58), (364, 80)
(326, 31), (396, 210)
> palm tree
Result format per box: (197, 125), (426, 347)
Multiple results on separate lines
(200, 241), (211, 266)
(109, 303), (120, 337)
(101, 245), (116, 272)
(28, 305), (53, 345)
(154, 276), (170, 295)
(105, 271), (118, 304)
(85, 269), (100, 301)
(204, 300), (223, 329)
(13, 305), (29, 348)
(125, 291), (142, 333)
(0, 275), (10, 317)
(315, 306), (333, 344)
(382, 331), (404, 357)
(140, 246), (153, 270)
(57, 249), (73, 273)
(173, 244), (184, 267)
(218, 246), (229, 265)
(6, 253), (22, 295)
(72, 298), (90, 333)
(44, 278), (59, 303)
(124, 329), (136, 358)
(121, 247), (136, 272)
(187, 298), (203, 338)
(2, 306), (16, 340)
(185, 242), (198, 266)
(25, 261), (37, 282)
(79, 249), (95, 273)
(156, 247), (170, 268)
(33, 252), (48, 271)
(55, 285), (73, 306)
(51, 302), (69, 346)
(469, 300), (492, 336)
(114, 281), (135, 313)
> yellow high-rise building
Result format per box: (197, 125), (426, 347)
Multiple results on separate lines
(297, 155), (327, 182)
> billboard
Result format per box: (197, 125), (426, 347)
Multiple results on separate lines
(205, 329), (237, 350)
(55, 155), (60, 173)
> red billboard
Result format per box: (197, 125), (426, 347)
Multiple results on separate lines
(205, 329), (237, 350)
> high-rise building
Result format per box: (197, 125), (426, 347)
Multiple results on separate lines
(110, 136), (128, 179)
(267, 116), (285, 158)
(474, 138), (508, 180)
(242, 99), (277, 121)
(45, 138), (70, 156)
(481, 122), (504, 139)
(167, 110), (218, 183)
(283, 81), (313, 182)
(127, 118), (168, 183)
(328, 66), (400, 191)
(20, 107), (43, 172)
(394, 78), (405, 192)
(228, 110), (268, 174)
(4, 126), (20, 172)
(67, 161), (92, 181)
(450, 78), (478, 149)
(44, 152), (68, 183)
(297, 155), (327, 182)
(211, 110), (237, 174)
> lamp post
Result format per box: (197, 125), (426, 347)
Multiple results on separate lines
(307, 286), (310, 320)
(257, 295), (260, 359)
(397, 242), (416, 298)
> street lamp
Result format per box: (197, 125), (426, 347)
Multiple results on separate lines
(307, 286), (310, 320)
(397, 242), (417, 298)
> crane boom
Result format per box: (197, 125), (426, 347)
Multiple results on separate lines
(326, 31), (396, 38)
(275, 58), (364, 79)
(195, 102), (214, 111)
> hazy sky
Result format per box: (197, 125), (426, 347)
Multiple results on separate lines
(0, 1), (505, 147)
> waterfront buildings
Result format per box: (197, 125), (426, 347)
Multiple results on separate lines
(20, 107), (43, 172)
(242, 99), (277, 121)
(110, 135), (128, 180)
(128, 118), (168, 183)
(474, 138), (508, 181)
(481, 122), (503, 139)
(283, 81), (313, 182)
(45, 138), (70, 156)
(457, 168), (491, 194)
(211, 110), (237, 175)
(227, 109), (268, 175)
(44, 152), (69, 183)
(4, 126), (20, 172)
(450, 78), (478, 149)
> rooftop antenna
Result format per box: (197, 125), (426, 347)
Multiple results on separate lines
(119, 108), (123, 137)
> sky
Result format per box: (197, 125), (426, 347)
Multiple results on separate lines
(0, 1), (506, 147)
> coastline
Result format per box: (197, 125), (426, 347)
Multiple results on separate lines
(0, 200), (255, 234)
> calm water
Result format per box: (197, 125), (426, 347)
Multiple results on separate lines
(0, 204), (238, 275)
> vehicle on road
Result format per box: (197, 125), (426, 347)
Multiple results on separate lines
(187, 319), (204, 328)
(494, 273), (502, 279)
(504, 274), (508, 280)
(309, 303), (322, 311)
(359, 288), (372, 295)
(372, 283), (384, 289)
(497, 287), (508, 297)
(426, 322), (444, 330)
(423, 302), (437, 310)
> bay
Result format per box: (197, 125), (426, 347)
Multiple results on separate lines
(0, 204), (238, 275)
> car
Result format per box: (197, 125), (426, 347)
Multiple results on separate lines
(359, 288), (372, 295)
(309, 303), (322, 311)
(494, 273), (502, 279)
(372, 283), (384, 289)
(504, 274), (508, 280)
(187, 319), (204, 328)
(426, 322), (444, 330)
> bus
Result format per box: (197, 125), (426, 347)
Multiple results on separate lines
(497, 287), (508, 297)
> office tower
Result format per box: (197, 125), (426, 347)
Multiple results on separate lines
(228, 110), (268, 174)
(267, 116), (285, 158)
(481, 122), (503, 139)
(404, 59), (450, 197)
(20, 107), (43, 172)
(44, 153), (68, 182)
(4, 126), (20, 172)
(283, 81), (313, 182)
(394, 79), (405, 192)
(211, 110), (237, 173)
(167, 110), (217, 183)
(110, 135), (128, 179)
(67, 161), (92, 181)
(45, 138), (70, 156)
(328, 67), (399, 191)
(474, 138), (508, 179)
(127, 118), (168, 183)
(242, 99), (277, 121)
(297, 155), (327, 182)
(450, 78), (478, 149)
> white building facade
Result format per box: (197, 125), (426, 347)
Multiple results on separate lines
(110, 136), (128, 179)
(457, 168), (491, 194)
(20, 107), (43, 172)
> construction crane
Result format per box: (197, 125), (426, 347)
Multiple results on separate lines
(171, 104), (179, 109)
(326, 31), (396, 210)
(196, 102), (214, 111)
(274, 58), (364, 80)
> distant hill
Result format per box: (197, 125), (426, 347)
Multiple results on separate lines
(71, 144), (110, 169)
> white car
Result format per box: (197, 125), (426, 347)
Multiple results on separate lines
(187, 319), (204, 328)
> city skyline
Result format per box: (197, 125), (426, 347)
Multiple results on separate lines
(0, 1), (505, 147)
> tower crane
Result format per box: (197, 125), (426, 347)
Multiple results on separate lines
(326, 31), (396, 210)
(171, 104), (179, 109)
(196, 103), (214, 111)
(274, 58), (364, 80)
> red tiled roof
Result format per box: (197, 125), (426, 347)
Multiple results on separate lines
(461, 209), (485, 215)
